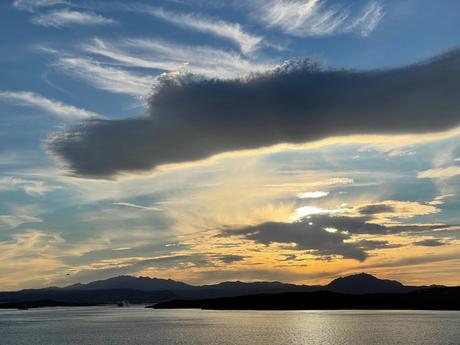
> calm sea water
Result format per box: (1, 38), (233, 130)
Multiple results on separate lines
(0, 306), (459, 345)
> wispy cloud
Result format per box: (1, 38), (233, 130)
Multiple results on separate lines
(0, 205), (45, 231)
(0, 230), (65, 290)
(32, 9), (115, 27)
(0, 90), (102, 120)
(54, 57), (156, 97)
(13, 0), (66, 12)
(253, 0), (383, 37)
(418, 166), (460, 179)
(0, 215), (43, 230)
(145, 7), (262, 54)
(0, 176), (62, 196)
(83, 37), (268, 79)
(350, 1), (384, 37)
(112, 202), (161, 211)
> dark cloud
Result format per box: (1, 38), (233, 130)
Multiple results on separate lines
(218, 254), (247, 263)
(219, 217), (399, 262)
(353, 239), (401, 250)
(49, 50), (460, 177)
(219, 214), (456, 261)
(387, 224), (457, 233)
(304, 214), (386, 234)
(358, 204), (395, 215)
(413, 239), (447, 247)
(304, 214), (457, 235)
(280, 254), (301, 262)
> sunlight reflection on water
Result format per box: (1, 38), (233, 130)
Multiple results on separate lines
(0, 307), (459, 345)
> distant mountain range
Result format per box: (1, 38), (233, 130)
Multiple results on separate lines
(0, 273), (450, 309)
(65, 276), (192, 292)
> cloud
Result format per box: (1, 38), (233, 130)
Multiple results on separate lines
(219, 217), (399, 261)
(56, 253), (217, 285)
(13, 0), (66, 12)
(251, 0), (383, 37)
(49, 49), (460, 178)
(291, 205), (343, 221)
(82, 37), (267, 79)
(112, 202), (161, 211)
(413, 239), (448, 247)
(298, 191), (329, 199)
(0, 176), (62, 196)
(0, 91), (102, 121)
(218, 254), (247, 263)
(0, 204), (45, 231)
(358, 204), (395, 215)
(353, 239), (401, 250)
(355, 200), (440, 220)
(0, 231), (64, 290)
(54, 57), (156, 97)
(418, 166), (460, 179)
(0, 215), (43, 230)
(32, 9), (115, 27)
(145, 7), (263, 54)
(428, 194), (456, 206)
(359, 252), (460, 271)
(296, 213), (456, 235)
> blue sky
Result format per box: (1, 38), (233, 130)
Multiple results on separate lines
(1, 0), (460, 290)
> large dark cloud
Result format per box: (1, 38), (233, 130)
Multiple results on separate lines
(219, 217), (398, 262)
(50, 50), (460, 177)
(219, 214), (456, 261)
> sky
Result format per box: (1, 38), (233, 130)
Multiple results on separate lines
(1, 0), (460, 290)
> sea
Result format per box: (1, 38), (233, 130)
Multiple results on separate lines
(0, 306), (459, 345)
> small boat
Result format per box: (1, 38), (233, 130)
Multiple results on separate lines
(17, 304), (28, 310)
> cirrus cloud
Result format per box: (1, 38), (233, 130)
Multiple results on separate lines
(32, 9), (115, 27)
(0, 90), (102, 121)
(251, 0), (384, 37)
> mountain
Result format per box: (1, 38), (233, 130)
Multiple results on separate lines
(0, 273), (447, 308)
(152, 287), (460, 311)
(64, 276), (193, 291)
(325, 273), (408, 294)
(60, 273), (410, 296)
(63, 276), (320, 300)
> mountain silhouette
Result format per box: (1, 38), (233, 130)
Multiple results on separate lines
(61, 273), (413, 295)
(0, 273), (450, 309)
(64, 275), (192, 291)
(325, 273), (408, 294)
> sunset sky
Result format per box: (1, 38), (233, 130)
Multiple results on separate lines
(1, 0), (460, 291)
